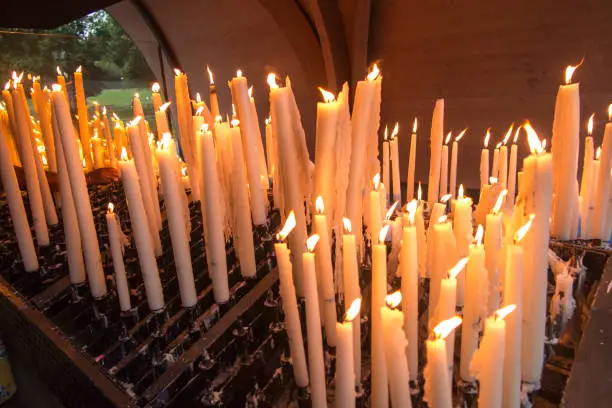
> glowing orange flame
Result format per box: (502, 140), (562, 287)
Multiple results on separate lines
(4, 81), (11, 91)
(458, 184), (465, 199)
(306, 234), (320, 252)
(236, 69), (243, 78)
(384, 125), (388, 141)
(448, 257), (468, 280)
(489, 177), (498, 184)
(438, 215), (448, 224)
(440, 194), (452, 203)
(565, 59), (583, 85)
(444, 131), (452, 145)
(514, 214), (534, 243)
(76, 66), (82, 73)
(56, 66), (62, 75)
(174, 68), (182, 76)
(587, 113), (594, 136)
(455, 128), (467, 142)
(503, 123), (514, 145)
(277, 211), (296, 241)
(491, 189), (508, 215)
(151, 83), (160, 93)
(418, 182), (422, 201)
(231, 119), (240, 128)
(318, 87), (336, 103)
(513, 127), (520, 144)
(345, 298), (361, 322)
(120, 147), (128, 161)
(608, 104), (612, 122)
(315, 196), (325, 214)
(494, 304), (516, 321)
(215, 115), (223, 123)
(406, 200), (418, 225)
(343, 217), (352, 234)
(195, 106), (205, 117)
(379, 224), (390, 244)
(385, 291), (402, 309)
(248, 86), (253, 98)
(523, 121), (544, 155)
(412, 118), (418, 133)
(367, 63), (381, 81)
(391, 122), (399, 139)
(484, 128), (491, 148)
(596, 146), (602, 160)
(433, 316), (462, 340)
(207, 66), (214, 85)
(373, 173), (381, 190)
(267, 73), (278, 89)
(474, 224), (484, 246)
(385, 200), (400, 221)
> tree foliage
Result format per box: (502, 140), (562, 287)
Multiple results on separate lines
(0, 11), (154, 84)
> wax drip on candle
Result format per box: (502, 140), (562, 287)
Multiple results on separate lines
(432, 316), (462, 340)
(513, 214), (534, 244)
(342, 217), (352, 234)
(503, 123), (514, 145)
(447, 257), (469, 280)
(277, 211), (296, 241)
(385, 291), (402, 309)
(345, 297), (362, 322)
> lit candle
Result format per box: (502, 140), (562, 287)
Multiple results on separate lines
(486, 189), (507, 313)
(502, 218), (531, 408)
(0, 123), (38, 271)
(453, 185), (473, 305)
(438, 258), (468, 371)
(119, 148), (164, 312)
(551, 64), (581, 240)
(113, 120), (126, 156)
(106, 203), (131, 312)
(33, 81), (56, 171)
(507, 127), (520, 207)
(51, 86), (107, 298)
(492, 141), (501, 179)
(499, 124), (513, 188)
(315, 88), (340, 226)
(579, 114), (595, 238)
(155, 101), (171, 137)
(157, 138), (197, 308)
(342, 218), (362, 384)
(390, 122), (401, 203)
(336, 298), (360, 408)
(480, 129), (491, 188)
(428, 99), (444, 203)
(101, 107), (115, 168)
(415, 184), (428, 278)
(73, 66), (93, 170)
(471, 305), (516, 408)
(206, 66), (221, 118)
(91, 133), (104, 169)
(303, 234), (327, 407)
(400, 201), (419, 381)
(440, 131), (451, 197)
(382, 291), (413, 408)
(55, 67), (70, 104)
(459, 226), (487, 383)
(382, 126), (391, 206)
(197, 127), (230, 302)
(313, 197), (338, 346)
(450, 128), (466, 197)
(230, 70), (267, 226)
(371, 224), (390, 408)
(586, 147), (601, 236)
(151, 82), (163, 113)
(424, 317), (462, 408)
(406, 118), (418, 200)
(173, 70), (197, 200)
(592, 105), (612, 239)
(519, 123), (552, 384)
(369, 174), (383, 241)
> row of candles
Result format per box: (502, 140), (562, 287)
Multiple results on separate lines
(0, 58), (608, 407)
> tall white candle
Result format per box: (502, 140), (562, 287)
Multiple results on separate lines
(440, 132), (451, 197)
(382, 131), (390, 207)
(592, 108), (612, 239)
(382, 292), (413, 408)
(450, 128), (466, 197)
(336, 298), (360, 408)
(303, 235), (327, 407)
(586, 148), (601, 237)
(453, 185), (473, 306)
(106, 204), (131, 312)
(400, 201), (419, 380)
(51, 87), (107, 298)
(428, 99), (444, 203)
(428, 215), (457, 330)
(492, 143), (501, 179)
(499, 124), (513, 188)
(485, 189), (506, 313)
(406, 119), (418, 200)
(369, 174), (383, 242)
(119, 150), (164, 312)
(390, 123), (401, 203)
(342, 218), (362, 384)
(507, 128), (519, 207)
(438, 258), (468, 371)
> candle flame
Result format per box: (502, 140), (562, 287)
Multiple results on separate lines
(413, 118), (418, 133)
(265, 116), (271, 125)
(458, 184), (464, 199)
(207, 66), (214, 85)
(318, 87), (336, 103)
(391, 122), (399, 139)
(102, 106), (107, 116)
(248, 86), (253, 98)
(587, 113), (595, 136)
(565, 59), (583, 85)
(373, 173), (381, 190)
(444, 131), (452, 145)
(494, 304), (516, 321)
(159, 132), (172, 150)
(440, 193), (452, 203)
(56, 66), (62, 75)
(503, 123), (514, 145)
(108, 203), (114, 213)
(131, 116), (143, 127)
(385, 200), (400, 221)
(379, 224), (390, 244)
(195, 106), (205, 116)
(495, 141), (502, 149)
(406, 200), (418, 225)
(367, 63), (381, 81)
(608, 104), (612, 122)
(236, 69), (243, 78)
(489, 176), (498, 184)
(418, 182), (422, 201)
(306, 234), (320, 252)
(215, 115), (223, 123)
(267, 73), (278, 89)
(433, 316), (462, 340)
(438, 215), (447, 224)
(491, 189), (508, 215)
(174, 68), (182, 76)
(345, 298), (361, 322)
(151, 82), (160, 93)
(157, 101), (171, 113)
(596, 146), (601, 160)
(277, 211), (296, 241)
(181, 167), (188, 177)
(523, 121), (544, 154)
(484, 128), (491, 148)
(384, 125), (388, 141)
(455, 128), (467, 142)
(120, 147), (128, 161)
(195, 92), (202, 103)
(514, 214), (534, 243)
(76, 65), (82, 73)
(51, 83), (61, 92)
(474, 224), (484, 246)
(315, 196), (325, 214)
(513, 127), (520, 144)
(448, 257), (469, 280)
(342, 217), (352, 234)
(4, 81), (10, 91)
(385, 291), (402, 309)
(201, 124), (209, 132)
(231, 119), (240, 128)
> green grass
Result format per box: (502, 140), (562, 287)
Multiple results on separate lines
(87, 87), (155, 125)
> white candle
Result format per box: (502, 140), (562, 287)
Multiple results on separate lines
(424, 317), (462, 408)
(230, 71), (267, 226)
(471, 305), (515, 408)
(592, 109), (612, 239)
(450, 128), (466, 197)
(390, 123), (401, 203)
(155, 102), (171, 136)
(369, 174), (383, 241)
(303, 235), (327, 407)
(248, 91), (269, 191)
(439, 132), (450, 197)
(106, 204), (131, 312)
(499, 124), (513, 188)
(492, 143), (501, 179)
(157, 140), (198, 308)
(0, 123), (38, 271)
(382, 131), (390, 207)
(400, 202), (419, 380)
(438, 258), (468, 371)
(336, 298), (360, 408)
(206, 67), (221, 118)
(485, 189), (506, 313)
(119, 150), (164, 311)
(579, 118), (594, 238)
(551, 65), (580, 240)
(313, 197), (338, 346)
(274, 213), (309, 388)
(406, 119), (418, 200)
(73, 67), (93, 170)
(507, 129), (519, 207)
(480, 129), (491, 188)
(586, 149), (600, 237)
(371, 224), (390, 408)
(51, 87), (107, 299)
(460, 226), (487, 383)
(415, 188), (428, 278)
(453, 185), (473, 306)
(198, 127), (230, 303)
(428, 215), (457, 330)
(382, 292), (413, 408)
(342, 218), (362, 384)
(428, 99), (444, 203)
